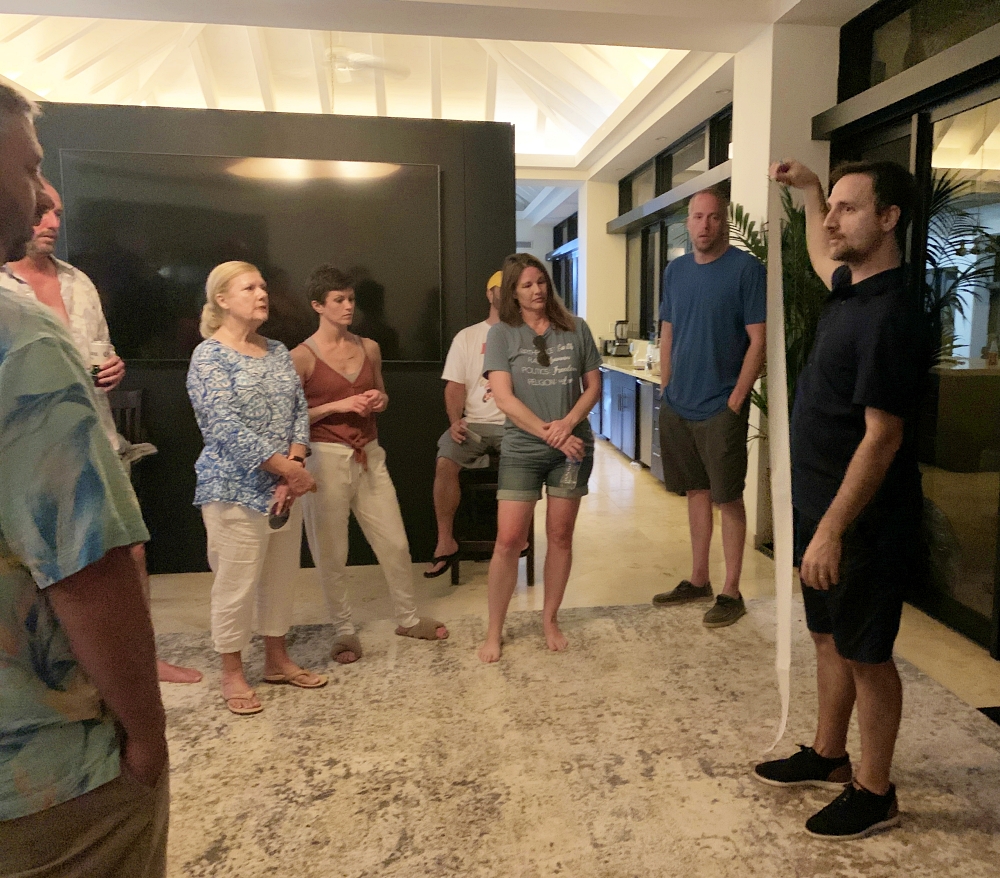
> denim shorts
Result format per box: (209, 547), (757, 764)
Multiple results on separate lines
(496, 438), (594, 501)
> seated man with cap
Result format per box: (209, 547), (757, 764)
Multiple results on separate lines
(425, 271), (506, 578)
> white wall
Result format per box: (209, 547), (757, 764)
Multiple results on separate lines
(578, 179), (626, 339)
(731, 22), (839, 546)
(515, 218), (555, 270)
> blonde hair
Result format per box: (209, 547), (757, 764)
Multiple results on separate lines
(200, 261), (259, 338)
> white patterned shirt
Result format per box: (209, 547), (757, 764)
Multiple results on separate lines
(0, 260), (120, 450)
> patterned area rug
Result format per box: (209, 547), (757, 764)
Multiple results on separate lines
(157, 601), (1000, 877)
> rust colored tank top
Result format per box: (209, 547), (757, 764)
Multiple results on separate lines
(298, 339), (378, 466)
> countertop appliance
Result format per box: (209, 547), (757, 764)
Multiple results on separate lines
(604, 320), (631, 356)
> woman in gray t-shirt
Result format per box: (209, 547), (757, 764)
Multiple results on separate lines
(478, 253), (602, 663)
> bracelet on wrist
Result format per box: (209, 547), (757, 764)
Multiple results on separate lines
(289, 455), (305, 464)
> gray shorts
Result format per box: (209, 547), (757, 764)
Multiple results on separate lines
(659, 400), (750, 504)
(436, 422), (504, 468)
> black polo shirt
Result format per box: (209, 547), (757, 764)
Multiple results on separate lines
(790, 265), (928, 522)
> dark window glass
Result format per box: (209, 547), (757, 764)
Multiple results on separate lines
(619, 177), (632, 216)
(626, 230), (642, 335)
(919, 96), (1000, 632)
(709, 111), (733, 168)
(870, 0), (1000, 87)
(655, 153), (672, 196)
(631, 162), (657, 209)
(670, 133), (708, 189)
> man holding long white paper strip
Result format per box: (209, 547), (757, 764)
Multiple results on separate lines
(755, 159), (929, 841)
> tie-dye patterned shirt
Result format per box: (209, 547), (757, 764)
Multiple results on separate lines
(0, 287), (149, 821)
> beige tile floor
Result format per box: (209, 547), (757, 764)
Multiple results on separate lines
(150, 440), (1000, 708)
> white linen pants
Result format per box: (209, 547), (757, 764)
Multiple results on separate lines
(302, 440), (419, 634)
(201, 501), (303, 654)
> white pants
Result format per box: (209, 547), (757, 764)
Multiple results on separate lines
(302, 440), (419, 634)
(201, 501), (303, 654)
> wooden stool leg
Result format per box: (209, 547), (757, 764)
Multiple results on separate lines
(451, 557), (460, 586)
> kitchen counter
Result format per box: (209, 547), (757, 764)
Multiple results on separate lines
(600, 356), (660, 383)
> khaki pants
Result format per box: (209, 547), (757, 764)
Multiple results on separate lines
(303, 440), (419, 634)
(0, 767), (169, 878)
(201, 501), (304, 654)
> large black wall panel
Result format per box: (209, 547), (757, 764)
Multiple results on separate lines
(36, 104), (515, 573)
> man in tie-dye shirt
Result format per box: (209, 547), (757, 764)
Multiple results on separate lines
(0, 84), (169, 877)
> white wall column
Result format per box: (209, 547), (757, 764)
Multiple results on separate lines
(730, 23), (839, 548)
(577, 180), (626, 339)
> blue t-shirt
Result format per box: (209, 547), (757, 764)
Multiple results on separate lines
(658, 247), (766, 420)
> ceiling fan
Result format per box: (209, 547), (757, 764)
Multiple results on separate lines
(325, 40), (410, 84)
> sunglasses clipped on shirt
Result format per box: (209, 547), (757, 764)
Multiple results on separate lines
(533, 335), (550, 367)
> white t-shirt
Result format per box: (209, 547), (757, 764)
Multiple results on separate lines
(441, 320), (505, 425)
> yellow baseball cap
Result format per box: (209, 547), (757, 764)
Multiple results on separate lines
(487, 270), (502, 290)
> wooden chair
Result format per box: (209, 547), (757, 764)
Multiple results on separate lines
(451, 454), (535, 586)
(108, 389), (157, 489)
(108, 389), (144, 444)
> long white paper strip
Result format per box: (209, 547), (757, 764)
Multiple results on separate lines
(765, 182), (794, 751)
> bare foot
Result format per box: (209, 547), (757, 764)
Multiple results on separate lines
(158, 659), (203, 684)
(478, 637), (502, 663)
(544, 623), (568, 652)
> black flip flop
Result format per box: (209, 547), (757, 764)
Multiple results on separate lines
(423, 551), (459, 578)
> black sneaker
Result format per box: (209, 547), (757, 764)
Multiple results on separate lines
(652, 580), (712, 606)
(805, 783), (900, 840)
(754, 745), (852, 790)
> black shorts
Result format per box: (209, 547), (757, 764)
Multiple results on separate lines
(659, 400), (750, 504)
(795, 506), (920, 664)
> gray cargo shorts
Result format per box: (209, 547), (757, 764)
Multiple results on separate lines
(436, 422), (504, 468)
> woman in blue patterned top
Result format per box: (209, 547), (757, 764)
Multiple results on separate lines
(187, 261), (327, 715)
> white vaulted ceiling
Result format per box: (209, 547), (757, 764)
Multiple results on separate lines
(0, 14), (674, 157)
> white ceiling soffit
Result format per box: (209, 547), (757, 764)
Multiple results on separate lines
(4, 1), (878, 52)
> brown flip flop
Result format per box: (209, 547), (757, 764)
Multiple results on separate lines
(222, 690), (263, 716)
(396, 618), (449, 640)
(262, 669), (328, 689)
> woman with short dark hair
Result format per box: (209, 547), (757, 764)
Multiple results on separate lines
(478, 253), (602, 662)
(291, 264), (448, 665)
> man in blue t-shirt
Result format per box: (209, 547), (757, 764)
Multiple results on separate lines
(652, 187), (766, 628)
